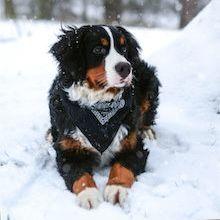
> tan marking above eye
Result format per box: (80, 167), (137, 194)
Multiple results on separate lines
(101, 38), (109, 46)
(119, 36), (125, 45)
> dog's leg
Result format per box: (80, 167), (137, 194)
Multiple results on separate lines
(139, 94), (158, 140)
(104, 134), (149, 206)
(140, 98), (158, 140)
(55, 137), (102, 209)
(133, 60), (160, 140)
(104, 163), (134, 205)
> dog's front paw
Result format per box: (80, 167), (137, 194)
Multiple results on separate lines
(45, 129), (53, 143)
(142, 127), (156, 140)
(77, 187), (103, 209)
(104, 185), (128, 206)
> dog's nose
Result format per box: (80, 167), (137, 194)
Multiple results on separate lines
(115, 62), (131, 78)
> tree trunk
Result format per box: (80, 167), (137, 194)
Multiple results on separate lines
(4, 0), (16, 19)
(82, 0), (88, 22)
(180, 0), (199, 28)
(36, 0), (54, 20)
(104, 0), (122, 24)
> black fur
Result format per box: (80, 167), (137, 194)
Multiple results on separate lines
(48, 25), (160, 191)
(55, 142), (101, 190)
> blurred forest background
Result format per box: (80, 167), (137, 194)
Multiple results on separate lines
(1, 0), (211, 28)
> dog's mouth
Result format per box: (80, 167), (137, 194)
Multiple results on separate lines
(107, 73), (133, 88)
(120, 74), (133, 86)
(87, 71), (132, 90)
(86, 66), (132, 90)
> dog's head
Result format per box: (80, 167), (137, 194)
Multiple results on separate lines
(50, 25), (140, 90)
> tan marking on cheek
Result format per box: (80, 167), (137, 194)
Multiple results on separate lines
(121, 132), (137, 150)
(140, 100), (150, 114)
(120, 36), (125, 45)
(86, 63), (107, 89)
(107, 163), (135, 188)
(101, 38), (109, 46)
(72, 173), (97, 194)
(59, 137), (81, 151)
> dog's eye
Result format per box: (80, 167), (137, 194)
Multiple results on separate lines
(93, 46), (106, 55)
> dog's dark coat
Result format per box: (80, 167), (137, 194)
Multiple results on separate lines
(48, 25), (160, 191)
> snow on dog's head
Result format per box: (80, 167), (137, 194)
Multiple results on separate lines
(50, 25), (140, 91)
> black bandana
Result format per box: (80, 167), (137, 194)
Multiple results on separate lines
(61, 88), (132, 153)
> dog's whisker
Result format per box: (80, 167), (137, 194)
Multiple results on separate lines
(97, 78), (106, 83)
(96, 74), (106, 80)
(97, 78), (107, 83)
(99, 79), (107, 84)
(97, 82), (107, 87)
(97, 80), (107, 87)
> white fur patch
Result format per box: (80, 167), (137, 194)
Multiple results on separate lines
(45, 130), (53, 143)
(104, 185), (128, 206)
(65, 82), (123, 106)
(77, 187), (103, 209)
(70, 127), (100, 153)
(103, 27), (132, 88)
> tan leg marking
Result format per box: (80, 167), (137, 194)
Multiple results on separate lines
(72, 173), (97, 194)
(59, 137), (81, 151)
(140, 100), (151, 114)
(121, 132), (137, 150)
(107, 163), (135, 188)
(73, 173), (103, 209)
(104, 163), (135, 205)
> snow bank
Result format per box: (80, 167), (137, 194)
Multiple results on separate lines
(148, 0), (220, 218)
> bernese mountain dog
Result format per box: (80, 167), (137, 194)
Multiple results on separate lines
(48, 25), (160, 209)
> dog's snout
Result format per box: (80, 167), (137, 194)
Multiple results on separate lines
(115, 62), (131, 78)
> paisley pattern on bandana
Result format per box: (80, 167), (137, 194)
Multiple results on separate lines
(91, 98), (125, 125)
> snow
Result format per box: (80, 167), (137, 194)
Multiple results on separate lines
(0, 0), (220, 219)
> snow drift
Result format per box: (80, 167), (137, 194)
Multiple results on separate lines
(148, 0), (220, 218)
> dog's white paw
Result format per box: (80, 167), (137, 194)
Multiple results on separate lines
(104, 185), (128, 206)
(45, 129), (53, 143)
(77, 187), (103, 209)
(142, 128), (156, 140)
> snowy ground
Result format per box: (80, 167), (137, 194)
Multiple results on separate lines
(0, 1), (220, 219)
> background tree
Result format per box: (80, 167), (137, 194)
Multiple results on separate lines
(104, 0), (122, 24)
(54, 0), (76, 21)
(4, 0), (16, 19)
(36, 0), (54, 19)
(82, 0), (88, 22)
(180, 0), (211, 28)
(0, 0), (211, 29)
(180, 0), (198, 28)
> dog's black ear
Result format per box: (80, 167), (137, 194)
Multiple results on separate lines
(50, 26), (89, 83)
(50, 26), (87, 64)
(116, 26), (141, 64)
